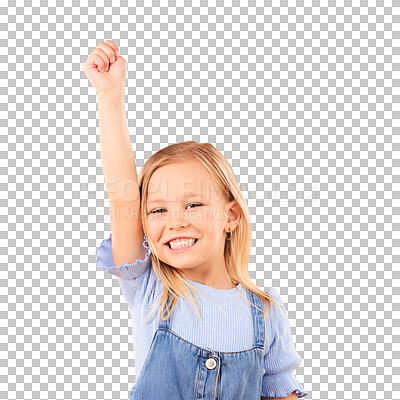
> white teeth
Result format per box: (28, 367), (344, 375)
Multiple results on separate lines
(169, 238), (196, 249)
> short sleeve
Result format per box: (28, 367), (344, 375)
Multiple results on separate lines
(95, 233), (152, 280)
(261, 288), (308, 398)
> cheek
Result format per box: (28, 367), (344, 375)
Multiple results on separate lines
(204, 209), (226, 229)
(192, 210), (226, 236)
(194, 208), (224, 223)
(145, 219), (162, 241)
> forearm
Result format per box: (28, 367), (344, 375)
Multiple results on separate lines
(97, 89), (140, 205)
(261, 391), (298, 400)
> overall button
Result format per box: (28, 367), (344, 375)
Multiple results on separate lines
(206, 358), (217, 370)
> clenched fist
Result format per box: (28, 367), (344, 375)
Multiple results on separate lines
(82, 40), (127, 95)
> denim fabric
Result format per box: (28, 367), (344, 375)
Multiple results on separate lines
(97, 233), (308, 398)
(130, 287), (266, 400)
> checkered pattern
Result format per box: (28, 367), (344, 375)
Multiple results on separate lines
(3, 2), (398, 400)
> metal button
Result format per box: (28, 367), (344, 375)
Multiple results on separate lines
(206, 358), (217, 370)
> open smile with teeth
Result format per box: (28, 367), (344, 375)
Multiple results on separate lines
(167, 238), (198, 249)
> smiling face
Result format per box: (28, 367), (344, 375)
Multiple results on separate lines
(145, 159), (239, 286)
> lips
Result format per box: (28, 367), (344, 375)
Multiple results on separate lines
(165, 237), (197, 246)
(165, 238), (199, 253)
(167, 238), (198, 248)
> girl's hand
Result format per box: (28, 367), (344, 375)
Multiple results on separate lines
(82, 40), (127, 95)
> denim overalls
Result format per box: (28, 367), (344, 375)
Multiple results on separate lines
(130, 286), (266, 400)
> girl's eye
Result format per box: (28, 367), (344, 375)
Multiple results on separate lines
(187, 203), (202, 209)
(151, 209), (165, 214)
(151, 203), (202, 214)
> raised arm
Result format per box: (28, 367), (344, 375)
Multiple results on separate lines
(83, 41), (146, 267)
(97, 89), (147, 266)
(97, 88), (140, 205)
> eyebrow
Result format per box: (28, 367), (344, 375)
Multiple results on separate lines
(147, 193), (203, 205)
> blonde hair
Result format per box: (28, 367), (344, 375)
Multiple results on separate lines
(138, 141), (284, 324)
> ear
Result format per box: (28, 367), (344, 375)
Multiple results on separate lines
(226, 200), (241, 229)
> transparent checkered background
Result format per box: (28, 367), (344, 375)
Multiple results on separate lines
(3, 1), (399, 400)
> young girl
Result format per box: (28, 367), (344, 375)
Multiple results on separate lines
(83, 40), (308, 400)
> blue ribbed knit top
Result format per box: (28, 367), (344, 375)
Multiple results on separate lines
(96, 233), (308, 398)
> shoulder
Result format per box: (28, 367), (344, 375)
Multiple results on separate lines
(263, 287), (286, 320)
(264, 287), (281, 301)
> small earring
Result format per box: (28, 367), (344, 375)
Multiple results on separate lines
(225, 227), (232, 241)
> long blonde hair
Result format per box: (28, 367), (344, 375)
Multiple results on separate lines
(138, 141), (283, 324)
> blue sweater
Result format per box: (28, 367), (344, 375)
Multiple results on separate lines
(96, 234), (308, 399)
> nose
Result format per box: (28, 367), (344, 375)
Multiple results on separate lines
(167, 209), (189, 229)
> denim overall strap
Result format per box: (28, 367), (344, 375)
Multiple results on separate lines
(247, 288), (266, 348)
(158, 290), (175, 330)
(131, 286), (268, 399)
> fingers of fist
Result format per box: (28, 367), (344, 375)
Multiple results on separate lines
(90, 40), (120, 72)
